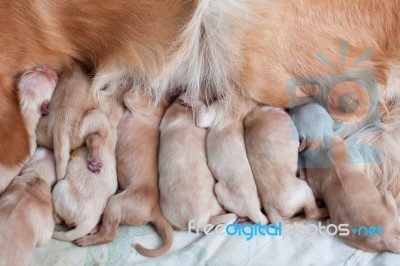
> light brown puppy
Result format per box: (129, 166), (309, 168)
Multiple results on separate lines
(308, 137), (400, 253)
(75, 90), (174, 257)
(0, 0), (197, 170)
(51, 81), (126, 242)
(0, 147), (56, 266)
(244, 106), (327, 224)
(0, 66), (57, 194)
(36, 63), (110, 180)
(187, 98), (268, 225)
(2, 1), (400, 207)
(158, 99), (229, 231)
(292, 103), (400, 253)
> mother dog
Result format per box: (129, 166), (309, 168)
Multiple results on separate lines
(1, 0), (400, 198)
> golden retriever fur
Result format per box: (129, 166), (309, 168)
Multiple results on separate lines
(36, 63), (116, 180)
(244, 106), (328, 224)
(75, 90), (174, 257)
(305, 137), (400, 253)
(0, 148), (56, 266)
(1, 1), (400, 204)
(0, 66), (56, 194)
(158, 100), (226, 231)
(51, 79), (126, 242)
(291, 103), (400, 252)
(187, 98), (268, 224)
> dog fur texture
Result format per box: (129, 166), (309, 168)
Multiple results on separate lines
(75, 90), (174, 257)
(0, 148), (56, 266)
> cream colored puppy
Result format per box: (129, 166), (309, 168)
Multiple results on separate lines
(36, 63), (110, 179)
(0, 66), (57, 194)
(52, 82), (126, 242)
(75, 91), (174, 257)
(292, 103), (400, 253)
(159, 99), (229, 231)
(0, 148), (56, 266)
(309, 137), (400, 253)
(244, 106), (327, 224)
(186, 98), (268, 224)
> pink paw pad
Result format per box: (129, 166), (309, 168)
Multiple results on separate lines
(87, 157), (103, 174)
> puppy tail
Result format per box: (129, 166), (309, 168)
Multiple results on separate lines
(53, 220), (97, 242)
(135, 208), (174, 257)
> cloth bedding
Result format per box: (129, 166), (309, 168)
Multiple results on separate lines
(31, 219), (400, 266)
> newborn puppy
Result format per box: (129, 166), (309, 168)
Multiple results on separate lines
(52, 82), (126, 242)
(186, 97), (268, 224)
(0, 66), (57, 194)
(0, 148), (56, 266)
(75, 90), (174, 257)
(159, 98), (229, 231)
(36, 63), (110, 179)
(291, 103), (400, 253)
(244, 105), (327, 224)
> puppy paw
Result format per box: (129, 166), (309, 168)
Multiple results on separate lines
(89, 225), (100, 235)
(87, 156), (103, 174)
(177, 96), (192, 108)
(74, 236), (92, 247)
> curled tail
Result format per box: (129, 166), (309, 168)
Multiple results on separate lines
(135, 209), (174, 257)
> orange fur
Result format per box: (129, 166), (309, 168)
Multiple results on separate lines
(0, 0), (196, 167)
(1, 1), (400, 202)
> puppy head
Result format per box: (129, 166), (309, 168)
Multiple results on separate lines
(18, 66), (58, 115)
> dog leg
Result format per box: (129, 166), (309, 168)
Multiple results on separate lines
(75, 194), (123, 246)
(80, 110), (109, 173)
(85, 133), (106, 174)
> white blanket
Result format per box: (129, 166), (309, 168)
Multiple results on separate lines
(31, 219), (400, 266)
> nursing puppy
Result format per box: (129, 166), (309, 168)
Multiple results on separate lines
(0, 66), (57, 194)
(75, 91), (173, 257)
(3, 1), (400, 208)
(0, 148), (56, 266)
(291, 103), (400, 253)
(0, 0), (197, 172)
(36, 64), (110, 179)
(52, 82), (126, 242)
(187, 98), (268, 224)
(159, 98), (230, 231)
(244, 106), (328, 224)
